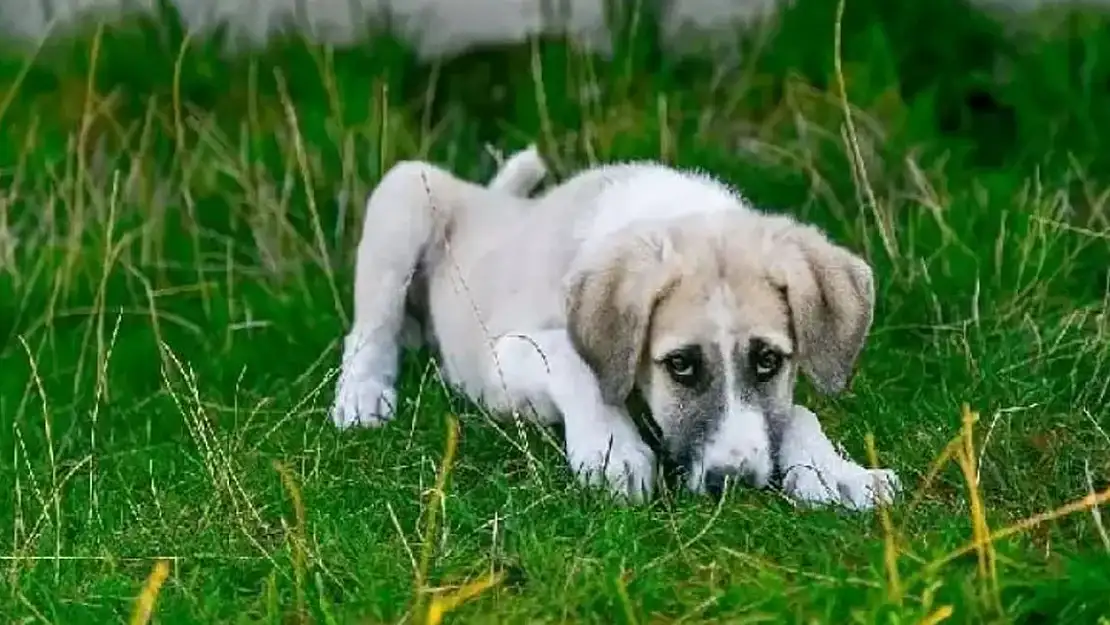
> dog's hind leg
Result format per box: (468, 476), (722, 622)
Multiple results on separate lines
(399, 145), (549, 353)
(332, 161), (488, 428)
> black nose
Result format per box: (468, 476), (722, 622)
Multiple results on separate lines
(704, 467), (756, 499)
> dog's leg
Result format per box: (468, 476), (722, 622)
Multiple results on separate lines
(333, 161), (485, 428)
(777, 405), (901, 510)
(398, 146), (549, 354)
(491, 329), (656, 502)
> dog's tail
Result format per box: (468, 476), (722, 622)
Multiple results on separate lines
(487, 144), (548, 196)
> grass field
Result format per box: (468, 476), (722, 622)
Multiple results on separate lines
(2, 0), (1110, 622)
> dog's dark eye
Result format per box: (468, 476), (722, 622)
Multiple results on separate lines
(661, 348), (702, 387)
(750, 342), (784, 382)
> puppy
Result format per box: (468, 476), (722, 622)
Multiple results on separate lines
(331, 146), (900, 509)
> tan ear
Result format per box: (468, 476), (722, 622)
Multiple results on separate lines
(565, 232), (675, 406)
(776, 225), (875, 395)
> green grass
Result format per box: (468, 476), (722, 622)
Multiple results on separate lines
(2, 0), (1110, 622)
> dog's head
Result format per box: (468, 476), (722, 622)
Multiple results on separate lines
(566, 210), (874, 496)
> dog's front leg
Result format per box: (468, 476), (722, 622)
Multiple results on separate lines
(776, 405), (901, 510)
(492, 330), (657, 502)
(333, 161), (475, 428)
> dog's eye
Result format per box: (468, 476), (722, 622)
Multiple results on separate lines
(750, 343), (784, 382)
(661, 348), (702, 387)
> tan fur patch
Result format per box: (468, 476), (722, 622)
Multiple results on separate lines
(567, 209), (873, 407)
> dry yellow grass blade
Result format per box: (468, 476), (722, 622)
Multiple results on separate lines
(865, 433), (902, 605)
(413, 414), (462, 622)
(954, 403), (1001, 612)
(129, 559), (171, 625)
(834, 0), (898, 262)
(900, 403), (1110, 606)
(614, 571), (640, 625)
(928, 485), (1110, 572)
(425, 570), (506, 625)
(918, 605), (954, 625)
(274, 460), (309, 622)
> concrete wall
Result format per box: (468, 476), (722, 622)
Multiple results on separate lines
(0, 0), (1101, 60)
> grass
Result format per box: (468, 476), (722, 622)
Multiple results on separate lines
(1, 0), (1110, 622)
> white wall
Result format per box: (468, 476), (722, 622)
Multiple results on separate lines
(0, 0), (1100, 60)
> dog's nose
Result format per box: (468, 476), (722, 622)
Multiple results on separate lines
(704, 467), (756, 498)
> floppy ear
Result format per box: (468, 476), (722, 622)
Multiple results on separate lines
(776, 225), (875, 395)
(565, 232), (675, 406)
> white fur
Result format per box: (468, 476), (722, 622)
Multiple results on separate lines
(686, 285), (774, 494)
(487, 145), (549, 195)
(331, 148), (898, 507)
(333, 158), (663, 499)
(336, 146), (549, 426)
(688, 405), (773, 493)
(779, 405), (900, 510)
(494, 330), (655, 501)
(574, 167), (742, 248)
(398, 145), (547, 352)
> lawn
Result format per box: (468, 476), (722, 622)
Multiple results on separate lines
(2, 0), (1110, 622)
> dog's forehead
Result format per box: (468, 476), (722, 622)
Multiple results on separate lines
(649, 234), (792, 355)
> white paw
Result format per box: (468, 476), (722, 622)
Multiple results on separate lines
(782, 461), (901, 511)
(331, 331), (399, 428)
(566, 429), (656, 503)
(331, 375), (397, 428)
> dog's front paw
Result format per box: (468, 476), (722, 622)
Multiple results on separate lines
(567, 429), (656, 503)
(331, 331), (399, 429)
(783, 461), (901, 511)
(331, 375), (397, 428)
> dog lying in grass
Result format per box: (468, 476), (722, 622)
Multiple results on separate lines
(331, 145), (900, 509)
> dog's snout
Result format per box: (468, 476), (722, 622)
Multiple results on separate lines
(704, 466), (758, 498)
